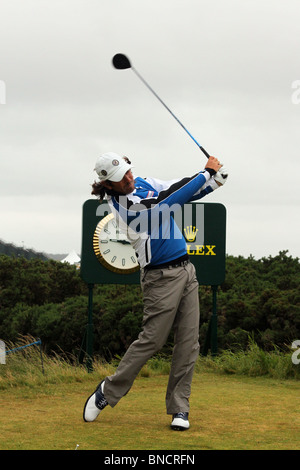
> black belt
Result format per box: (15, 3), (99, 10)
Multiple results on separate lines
(145, 254), (190, 271)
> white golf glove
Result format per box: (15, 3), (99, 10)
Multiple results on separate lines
(214, 166), (228, 186)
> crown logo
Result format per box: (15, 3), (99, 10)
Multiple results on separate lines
(184, 225), (198, 242)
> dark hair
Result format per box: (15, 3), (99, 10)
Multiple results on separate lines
(91, 181), (107, 201)
(91, 156), (132, 202)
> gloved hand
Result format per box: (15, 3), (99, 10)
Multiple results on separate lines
(214, 166), (228, 186)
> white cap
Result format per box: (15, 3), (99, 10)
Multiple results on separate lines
(94, 152), (134, 182)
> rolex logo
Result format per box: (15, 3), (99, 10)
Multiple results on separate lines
(184, 225), (198, 242)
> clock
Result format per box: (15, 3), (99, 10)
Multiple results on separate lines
(93, 213), (140, 274)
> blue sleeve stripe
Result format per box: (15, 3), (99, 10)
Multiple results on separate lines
(124, 173), (208, 213)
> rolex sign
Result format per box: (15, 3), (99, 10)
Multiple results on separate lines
(81, 201), (226, 286)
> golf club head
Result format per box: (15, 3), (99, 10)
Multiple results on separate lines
(112, 53), (131, 70)
(111, 53), (210, 159)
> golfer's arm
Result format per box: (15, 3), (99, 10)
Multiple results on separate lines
(140, 172), (211, 209)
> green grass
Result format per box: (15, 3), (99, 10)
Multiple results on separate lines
(198, 340), (300, 380)
(0, 337), (299, 450)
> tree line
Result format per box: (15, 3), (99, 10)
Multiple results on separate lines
(0, 239), (49, 261)
(0, 251), (299, 358)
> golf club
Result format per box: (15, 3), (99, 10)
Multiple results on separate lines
(112, 53), (210, 159)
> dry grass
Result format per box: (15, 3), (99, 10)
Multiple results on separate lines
(0, 371), (299, 450)
(0, 337), (299, 450)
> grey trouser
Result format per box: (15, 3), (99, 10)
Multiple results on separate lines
(104, 261), (200, 414)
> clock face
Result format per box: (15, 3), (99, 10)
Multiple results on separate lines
(93, 213), (140, 274)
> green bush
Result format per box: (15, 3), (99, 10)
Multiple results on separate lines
(201, 251), (300, 352)
(0, 251), (299, 359)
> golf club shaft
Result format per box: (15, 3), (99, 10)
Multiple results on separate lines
(131, 66), (210, 159)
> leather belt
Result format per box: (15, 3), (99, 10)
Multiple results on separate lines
(145, 254), (190, 271)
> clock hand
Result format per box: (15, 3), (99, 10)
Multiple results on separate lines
(118, 240), (131, 245)
(109, 238), (131, 245)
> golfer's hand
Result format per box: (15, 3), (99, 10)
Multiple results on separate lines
(205, 156), (222, 173)
(214, 167), (228, 186)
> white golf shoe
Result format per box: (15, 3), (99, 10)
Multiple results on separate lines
(171, 412), (190, 430)
(83, 380), (108, 422)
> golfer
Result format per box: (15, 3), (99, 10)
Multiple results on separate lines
(83, 152), (227, 430)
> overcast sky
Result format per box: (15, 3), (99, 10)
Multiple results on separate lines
(0, 0), (299, 260)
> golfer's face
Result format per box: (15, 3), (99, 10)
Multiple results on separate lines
(111, 170), (135, 194)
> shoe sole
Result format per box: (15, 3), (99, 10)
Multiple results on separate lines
(171, 424), (189, 431)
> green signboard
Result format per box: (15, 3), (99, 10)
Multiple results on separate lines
(80, 199), (226, 286)
(80, 199), (227, 366)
